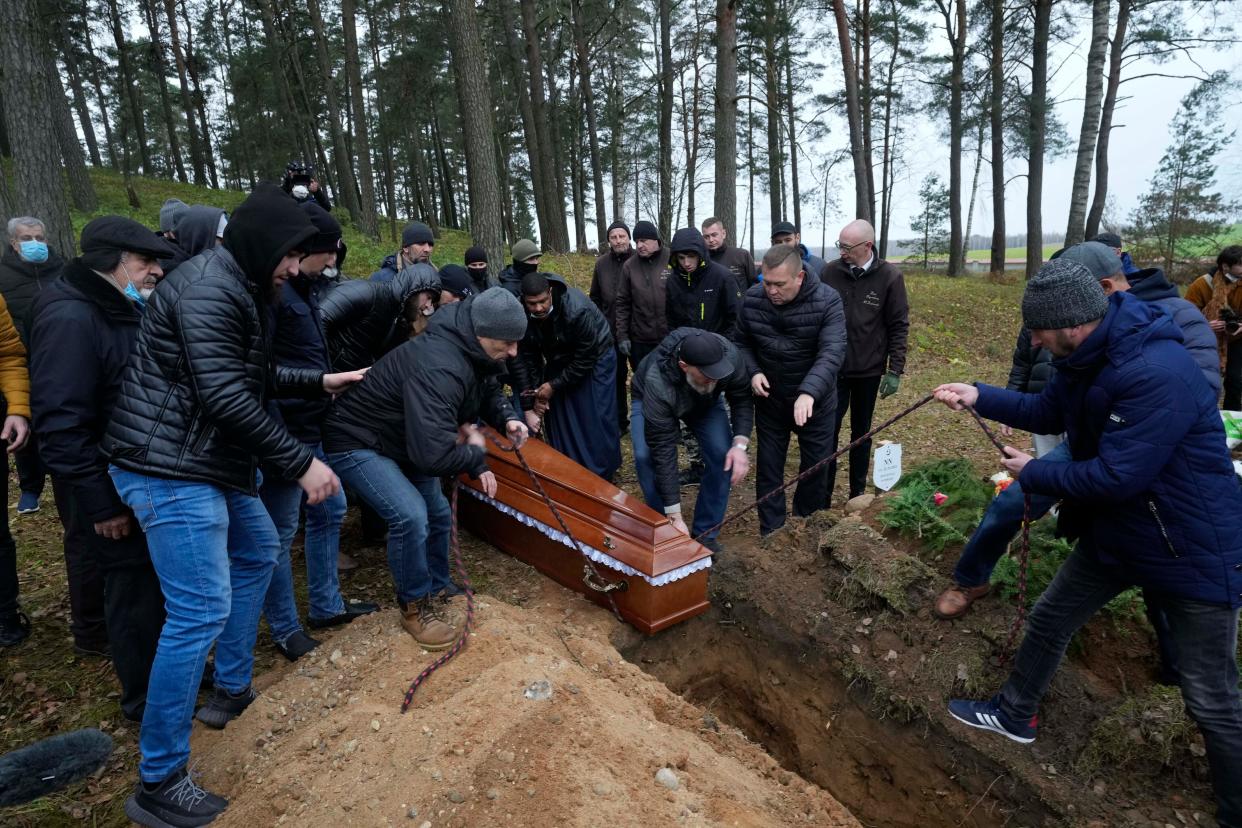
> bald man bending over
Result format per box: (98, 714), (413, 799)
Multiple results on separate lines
(821, 219), (909, 506)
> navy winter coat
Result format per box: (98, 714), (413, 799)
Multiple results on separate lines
(271, 275), (333, 443)
(1125, 267), (1220, 395)
(975, 291), (1242, 607)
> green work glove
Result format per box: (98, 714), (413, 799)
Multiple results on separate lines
(878, 372), (901, 399)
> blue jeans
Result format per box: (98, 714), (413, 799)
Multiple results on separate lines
(260, 445), (347, 637)
(631, 398), (733, 542)
(952, 441), (1071, 588)
(998, 544), (1242, 826)
(325, 449), (450, 603)
(108, 466), (279, 783)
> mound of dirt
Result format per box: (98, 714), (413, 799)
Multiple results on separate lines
(191, 578), (858, 827)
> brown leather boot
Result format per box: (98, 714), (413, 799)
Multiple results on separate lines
(400, 597), (457, 650)
(933, 583), (991, 619)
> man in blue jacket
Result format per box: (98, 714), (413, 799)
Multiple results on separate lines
(934, 259), (1242, 827)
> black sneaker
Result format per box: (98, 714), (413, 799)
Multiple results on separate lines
(195, 685), (257, 730)
(307, 601), (380, 629)
(124, 766), (228, 827)
(274, 630), (320, 662)
(0, 611), (30, 647)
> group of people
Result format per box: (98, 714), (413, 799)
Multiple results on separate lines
(1, 169), (1240, 826)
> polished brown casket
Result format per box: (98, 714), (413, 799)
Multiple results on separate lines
(457, 429), (712, 634)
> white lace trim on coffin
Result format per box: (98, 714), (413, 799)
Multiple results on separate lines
(460, 485), (712, 586)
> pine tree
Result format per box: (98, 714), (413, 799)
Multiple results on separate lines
(909, 173), (950, 270)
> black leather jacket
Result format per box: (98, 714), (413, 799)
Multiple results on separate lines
(103, 247), (324, 494)
(320, 263), (441, 371)
(508, 274), (612, 405)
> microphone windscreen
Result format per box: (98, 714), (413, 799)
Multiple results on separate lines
(0, 728), (114, 807)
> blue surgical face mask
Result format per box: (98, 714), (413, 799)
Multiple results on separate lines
(123, 281), (146, 307)
(18, 240), (48, 263)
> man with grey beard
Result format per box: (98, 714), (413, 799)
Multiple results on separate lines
(629, 328), (753, 553)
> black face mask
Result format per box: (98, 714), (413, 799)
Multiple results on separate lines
(515, 260), (539, 277)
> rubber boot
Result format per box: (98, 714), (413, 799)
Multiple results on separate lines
(400, 597), (457, 650)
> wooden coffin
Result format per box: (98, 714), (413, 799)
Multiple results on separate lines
(457, 429), (712, 634)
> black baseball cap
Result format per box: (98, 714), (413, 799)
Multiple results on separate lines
(770, 221), (797, 240)
(678, 331), (733, 380)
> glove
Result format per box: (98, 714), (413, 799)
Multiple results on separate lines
(878, 372), (900, 399)
(618, 339), (631, 357)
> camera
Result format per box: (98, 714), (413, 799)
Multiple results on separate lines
(1220, 307), (1241, 336)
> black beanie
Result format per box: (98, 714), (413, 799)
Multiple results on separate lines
(606, 220), (630, 238)
(224, 182), (316, 286)
(402, 221), (434, 247)
(464, 245), (488, 266)
(633, 221), (660, 242)
(299, 201), (342, 254)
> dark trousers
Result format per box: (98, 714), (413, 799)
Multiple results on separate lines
(0, 445), (17, 618)
(1224, 339), (1242, 410)
(50, 477), (107, 648)
(828, 375), (883, 504)
(13, 433), (45, 496)
(628, 341), (658, 374)
(614, 346), (629, 432)
(998, 545), (1242, 826)
(755, 394), (835, 535)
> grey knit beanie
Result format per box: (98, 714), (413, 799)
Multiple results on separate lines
(471, 287), (528, 341)
(159, 198), (189, 233)
(1022, 259), (1109, 330)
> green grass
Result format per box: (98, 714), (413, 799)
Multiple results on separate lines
(960, 244), (1061, 263)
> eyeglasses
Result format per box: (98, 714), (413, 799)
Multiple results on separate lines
(835, 240), (871, 253)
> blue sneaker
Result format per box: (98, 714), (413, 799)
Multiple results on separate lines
(16, 492), (39, 514)
(948, 696), (1037, 744)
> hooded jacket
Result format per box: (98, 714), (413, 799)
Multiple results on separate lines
(369, 252), (400, 283)
(975, 291), (1242, 606)
(820, 256), (910, 378)
(665, 228), (739, 337)
(173, 206), (226, 264)
(632, 327), (754, 508)
(498, 260), (540, 295)
(270, 272), (333, 443)
(321, 263), (441, 371)
(509, 274), (612, 404)
(29, 260), (140, 522)
(589, 246), (633, 338)
(0, 245), (65, 344)
(323, 299), (518, 478)
(1125, 267), (1220, 395)
(733, 272), (847, 404)
(615, 246), (671, 345)
(708, 243), (757, 293)
(103, 183), (324, 493)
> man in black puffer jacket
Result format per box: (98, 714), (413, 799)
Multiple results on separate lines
(665, 227), (739, 336)
(102, 183), (361, 828)
(321, 262), (442, 372)
(734, 244), (846, 535)
(631, 328), (753, 552)
(512, 273), (620, 480)
(323, 289), (529, 650)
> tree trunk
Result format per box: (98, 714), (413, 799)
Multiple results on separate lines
(988, 0), (1005, 273)
(784, 35), (800, 233)
(46, 52), (98, 212)
(713, 0), (738, 239)
(1, 0), (75, 255)
(939, 0), (967, 275)
(877, 0), (901, 257)
(499, 0), (550, 245)
(519, 0), (569, 250)
(962, 117), (985, 264)
(746, 66), (755, 251)
(859, 0), (876, 220)
(432, 114), (458, 228)
(305, 0), (364, 223)
(142, 0), (188, 182)
(658, 0), (674, 236)
(832, 0), (870, 221)
(567, 57), (588, 249)
(56, 36), (102, 167)
(1064, 0), (1110, 245)
(179, 0), (218, 187)
(1026, 0), (1053, 280)
(763, 5), (782, 223)
(106, 0), (151, 174)
(1085, 0), (1131, 238)
(571, 0), (608, 247)
(445, 0), (506, 274)
(341, 0), (380, 238)
(162, 0), (206, 184)
(544, 35), (570, 240)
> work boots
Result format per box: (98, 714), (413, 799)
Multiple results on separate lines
(400, 596), (457, 650)
(933, 583), (991, 619)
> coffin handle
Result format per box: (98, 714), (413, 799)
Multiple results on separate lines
(583, 565), (628, 594)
